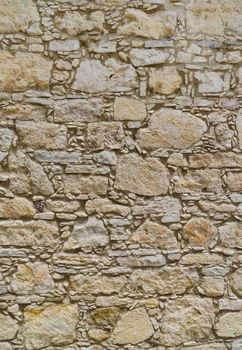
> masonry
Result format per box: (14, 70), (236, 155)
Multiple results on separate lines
(0, 0), (242, 349)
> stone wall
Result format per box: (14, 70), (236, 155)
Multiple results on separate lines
(0, 0), (242, 349)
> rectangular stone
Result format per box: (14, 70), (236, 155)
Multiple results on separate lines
(87, 122), (124, 151)
(34, 151), (80, 163)
(63, 174), (108, 195)
(49, 39), (80, 51)
(132, 196), (181, 217)
(189, 152), (242, 169)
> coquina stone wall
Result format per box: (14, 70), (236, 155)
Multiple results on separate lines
(0, 0), (242, 349)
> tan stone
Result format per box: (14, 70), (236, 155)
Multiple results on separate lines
(130, 220), (178, 250)
(0, 0), (39, 34)
(119, 9), (176, 39)
(0, 313), (18, 340)
(64, 175), (108, 195)
(215, 311), (242, 338)
(0, 128), (16, 152)
(181, 344), (227, 350)
(88, 328), (109, 342)
(87, 122), (124, 151)
(114, 153), (169, 196)
(16, 122), (67, 150)
(0, 104), (47, 122)
(130, 49), (169, 67)
(113, 97), (146, 121)
(23, 303), (79, 349)
(46, 200), (80, 213)
(159, 296), (215, 346)
(188, 152), (242, 168)
(195, 71), (230, 93)
(227, 172), (242, 191)
(183, 218), (217, 248)
(89, 307), (120, 329)
(70, 274), (127, 295)
(137, 108), (207, 150)
(0, 197), (35, 219)
(181, 253), (224, 265)
(230, 269), (242, 297)
(219, 222), (242, 249)
(199, 276), (225, 297)
(149, 66), (182, 95)
(10, 262), (54, 295)
(0, 52), (52, 92)
(85, 198), (130, 217)
(112, 308), (153, 344)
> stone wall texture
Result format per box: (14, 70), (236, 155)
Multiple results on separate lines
(0, 0), (242, 350)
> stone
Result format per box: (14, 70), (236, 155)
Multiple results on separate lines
(0, 343), (13, 350)
(0, 197), (35, 219)
(230, 269), (242, 297)
(112, 308), (153, 344)
(89, 307), (120, 329)
(0, 220), (58, 248)
(0, 313), (18, 340)
(132, 196), (181, 217)
(181, 253), (224, 265)
(117, 255), (166, 267)
(188, 152), (242, 168)
(0, 104), (47, 122)
(174, 170), (223, 193)
(114, 153), (169, 196)
(10, 262), (54, 295)
(16, 122), (67, 150)
(194, 71), (230, 93)
(199, 276), (225, 297)
(227, 172), (242, 191)
(215, 311), (242, 338)
(49, 39), (80, 51)
(113, 97), (147, 121)
(219, 222), (242, 249)
(0, 0), (39, 34)
(93, 151), (117, 165)
(88, 328), (109, 342)
(85, 198), (130, 217)
(64, 216), (109, 250)
(126, 267), (198, 295)
(46, 200), (80, 213)
(149, 66), (182, 95)
(233, 340), (242, 350)
(183, 218), (217, 248)
(181, 344), (227, 350)
(0, 128), (16, 151)
(119, 9), (176, 39)
(70, 274), (127, 295)
(136, 108), (207, 150)
(34, 151), (81, 164)
(130, 220), (178, 250)
(87, 122), (124, 151)
(0, 52), (52, 92)
(64, 175), (108, 195)
(159, 296), (215, 346)
(54, 98), (102, 123)
(72, 59), (137, 93)
(129, 49), (169, 66)
(23, 303), (78, 349)
(236, 110), (242, 149)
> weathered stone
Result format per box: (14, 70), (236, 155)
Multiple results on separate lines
(183, 218), (217, 248)
(149, 67), (182, 95)
(85, 198), (130, 217)
(0, 128), (16, 151)
(54, 98), (102, 123)
(46, 200), (80, 213)
(227, 172), (242, 191)
(16, 122), (67, 150)
(113, 97), (146, 121)
(219, 222), (242, 249)
(0, 0), (39, 34)
(34, 151), (80, 164)
(174, 170), (222, 193)
(87, 122), (124, 151)
(215, 311), (242, 338)
(10, 262), (54, 295)
(132, 196), (181, 217)
(118, 255), (166, 267)
(89, 307), (120, 329)
(126, 267), (198, 295)
(112, 308), (153, 345)
(159, 296), (215, 346)
(49, 39), (80, 52)
(195, 71), (230, 93)
(181, 344), (227, 350)
(93, 151), (117, 165)
(137, 108), (207, 150)
(233, 340), (242, 350)
(70, 274), (127, 295)
(0, 52), (52, 92)
(72, 59), (137, 93)
(0, 313), (18, 340)
(0, 104), (47, 122)
(64, 175), (108, 195)
(129, 49), (169, 66)
(119, 9), (176, 39)
(0, 343), (13, 350)
(0, 220), (58, 248)
(181, 253), (224, 265)
(130, 220), (178, 250)
(114, 153), (169, 196)
(0, 197), (35, 219)
(23, 303), (78, 349)
(199, 276), (225, 297)
(188, 152), (242, 168)
(230, 269), (242, 297)
(64, 216), (109, 250)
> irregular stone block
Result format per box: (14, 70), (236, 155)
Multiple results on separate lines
(219, 222), (242, 249)
(113, 97), (147, 121)
(199, 276), (225, 297)
(85, 198), (130, 216)
(230, 269), (242, 297)
(183, 218), (217, 248)
(49, 39), (80, 51)
(64, 175), (108, 195)
(149, 66), (182, 95)
(34, 151), (81, 163)
(215, 311), (242, 338)
(195, 71), (230, 93)
(87, 122), (124, 150)
(129, 49), (169, 66)
(188, 152), (242, 168)
(0, 197), (35, 219)
(0, 313), (18, 340)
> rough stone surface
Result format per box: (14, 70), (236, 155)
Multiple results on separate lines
(215, 311), (242, 338)
(113, 97), (146, 121)
(183, 217), (217, 248)
(149, 66), (182, 94)
(0, 313), (18, 340)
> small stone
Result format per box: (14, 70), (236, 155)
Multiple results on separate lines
(93, 151), (117, 165)
(85, 198), (130, 217)
(23, 303), (78, 349)
(183, 217), (217, 248)
(88, 328), (109, 342)
(215, 311), (242, 338)
(64, 175), (108, 195)
(113, 97), (146, 121)
(181, 344), (227, 350)
(0, 197), (35, 219)
(230, 268), (242, 297)
(49, 39), (80, 51)
(89, 307), (120, 329)
(87, 122), (124, 151)
(0, 313), (18, 340)
(174, 170), (222, 193)
(137, 108), (207, 150)
(188, 152), (242, 168)
(149, 66), (182, 95)
(114, 153), (169, 196)
(129, 49), (169, 66)
(227, 172), (242, 191)
(112, 308), (153, 344)
(195, 71), (230, 93)
(219, 222), (242, 249)
(199, 276), (224, 297)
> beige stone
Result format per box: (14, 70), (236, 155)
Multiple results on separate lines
(0, 103), (47, 122)
(181, 253), (224, 265)
(188, 152), (242, 168)
(136, 108), (207, 150)
(230, 269), (242, 297)
(64, 175), (108, 195)
(0, 0), (39, 34)
(181, 344), (227, 350)
(195, 71), (230, 93)
(0, 197), (35, 219)
(130, 220), (178, 250)
(0, 52), (52, 92)
(183, 218), (217, 248)
(112, 308), (153, 344)
(46, 200), (80, 213)
(114, 153), (169, 196)
(215, 311), (242, 338)
(10, 262), (54, 295)
(159, 296), (215, 346)
(174, 170), (222, 193)
(88, 328), (109, 342)
(219, 222), (242, 249)
(23, 303), (79, 349)
(0, 128), (16, 151)
(199, 276), (225, 297)
(0, 313), (18, 340)
(85, 198), (130, 217)
(149, 67), (182, 95)
(130, 49), (169, 66)
(87, 122), (124, 151)
(113, 97), (146, 121)
(227, 172), (242, 191)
